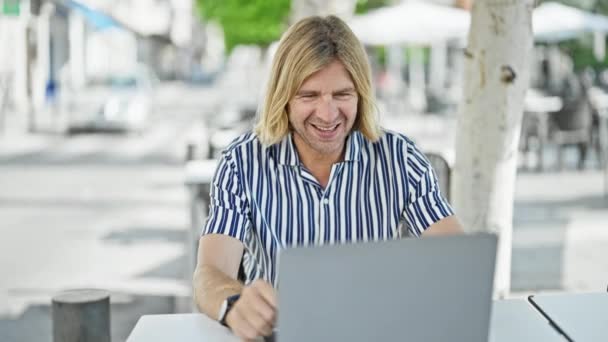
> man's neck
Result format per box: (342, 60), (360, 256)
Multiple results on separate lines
(301, 155), (341, 189)
(293, 137), (345, 189)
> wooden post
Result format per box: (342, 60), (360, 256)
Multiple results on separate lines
(52, 289), (111, 342)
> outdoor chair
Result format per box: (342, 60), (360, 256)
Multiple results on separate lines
(206, 105), (257, 158)
(425, 152), (452, 202)
(548, 73), (595, 170)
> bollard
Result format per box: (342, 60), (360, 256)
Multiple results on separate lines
(52, 289), (111, 342)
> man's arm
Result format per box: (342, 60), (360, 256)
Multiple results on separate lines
(421, 215), (464, 237)
(193, 234), (244, 320)
(193, 234), (277, 340)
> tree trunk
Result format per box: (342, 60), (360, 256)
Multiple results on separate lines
(451, 0), (534, 297)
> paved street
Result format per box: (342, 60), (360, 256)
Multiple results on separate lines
(0, 83), (216, 341)
(1, 82), (607, 341)
(512, 170), (608, 292)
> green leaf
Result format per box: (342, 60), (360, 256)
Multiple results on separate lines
(196, 0), (291, 52)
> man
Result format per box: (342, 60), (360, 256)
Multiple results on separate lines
(193, 15), (463, 341)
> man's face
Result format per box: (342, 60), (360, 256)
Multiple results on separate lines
(288, 59), (358, 160)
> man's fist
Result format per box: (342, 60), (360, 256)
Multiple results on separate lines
(226, 279), (278, 341)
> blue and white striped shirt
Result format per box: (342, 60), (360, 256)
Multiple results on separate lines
(203, 130), (454, 287)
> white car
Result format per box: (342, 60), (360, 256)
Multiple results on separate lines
(65, 68), (157, 134)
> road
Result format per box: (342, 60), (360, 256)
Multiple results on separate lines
(0, 82), (217, 341)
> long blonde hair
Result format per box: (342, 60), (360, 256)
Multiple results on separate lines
(255, 15), (381, 145)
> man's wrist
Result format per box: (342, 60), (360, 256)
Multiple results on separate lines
(218, 294), (240, 327)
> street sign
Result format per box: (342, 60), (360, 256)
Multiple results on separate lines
(1, 0), (20, 16)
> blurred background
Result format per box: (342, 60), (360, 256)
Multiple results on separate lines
(1, 0), (607, 340)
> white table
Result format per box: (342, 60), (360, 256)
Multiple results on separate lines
(489, 300), (564, 341)
(126, 314), (239, 342)
(127, 300), (566, 342)
(525, 89), (563, 113)
(529, 292), (608, 342)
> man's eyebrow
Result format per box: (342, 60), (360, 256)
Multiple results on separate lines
(333, 87), (356, 93)
(295, 87), (356, 96)
(296, 90), (319, 96)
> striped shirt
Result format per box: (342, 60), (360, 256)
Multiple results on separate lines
(203, 130), (454, 287)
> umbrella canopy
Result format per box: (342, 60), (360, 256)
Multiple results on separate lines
(348, 0), (470, 46)
(533, 2), (608, 42)
(349, 1), (608, 47)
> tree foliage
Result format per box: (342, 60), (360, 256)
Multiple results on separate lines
(196, 0), (291, 52)
(196, 0), (394, 53)
(355, 0), (391, 14)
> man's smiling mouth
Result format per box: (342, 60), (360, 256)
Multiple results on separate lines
(311, 123), (340, 132)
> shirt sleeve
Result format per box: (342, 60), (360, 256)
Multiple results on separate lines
(202, 152), (251, 242)
(403, 142), (454, 237)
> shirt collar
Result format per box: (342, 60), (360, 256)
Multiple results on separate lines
(273, 132), (299, 166)
(344, 130), (362, 162)
(274, 131), (363, 166)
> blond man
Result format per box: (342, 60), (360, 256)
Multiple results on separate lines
(193, 15), (463, 341)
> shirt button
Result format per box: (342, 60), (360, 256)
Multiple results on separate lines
(323, 198), (329, 205)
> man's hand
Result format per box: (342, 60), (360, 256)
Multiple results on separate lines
(225, 279), (278, 341)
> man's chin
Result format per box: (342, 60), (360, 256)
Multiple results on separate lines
(310, 142), (344, 156)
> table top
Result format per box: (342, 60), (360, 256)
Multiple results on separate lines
(489, 299), (564, 342)
(590, 87), (608, 114)
(127, 299), (571, 342)
(530, 292), (608, 342)
(126, 314), (240, 342)
(525, 89), (563, 113)
(184, 159), (218, 185)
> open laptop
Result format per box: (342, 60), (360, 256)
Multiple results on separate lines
(275, 233), (497, 342)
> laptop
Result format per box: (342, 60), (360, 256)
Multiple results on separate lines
(275, 233), (497, 342)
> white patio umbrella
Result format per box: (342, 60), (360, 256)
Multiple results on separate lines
(533, 2), (608, 42)
(350, 1), (608, 46)
(348, 0), (470, 46)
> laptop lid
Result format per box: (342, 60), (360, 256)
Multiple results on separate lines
(277, 233), (497, 342)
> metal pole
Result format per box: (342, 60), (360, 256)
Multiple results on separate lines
(600, 111), (608, 198)
(52, 289), (111, 342)
(185, 143), (196, 162)
(0, 74), (8, 133)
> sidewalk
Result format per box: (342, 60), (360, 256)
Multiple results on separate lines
(512, 170), (608, 292)
(0, 109), (62, 158)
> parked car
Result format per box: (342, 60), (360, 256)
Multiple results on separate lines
(65, 66), (158, 134)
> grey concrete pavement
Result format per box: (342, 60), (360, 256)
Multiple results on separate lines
(1, 82), (218, 341)
(512, 170), (608, 292)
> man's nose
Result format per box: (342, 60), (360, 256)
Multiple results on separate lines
(316, 94), (339, 122)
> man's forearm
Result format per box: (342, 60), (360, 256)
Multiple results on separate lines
(422, 215), (464, 236)
(193, 264), (244, 320)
